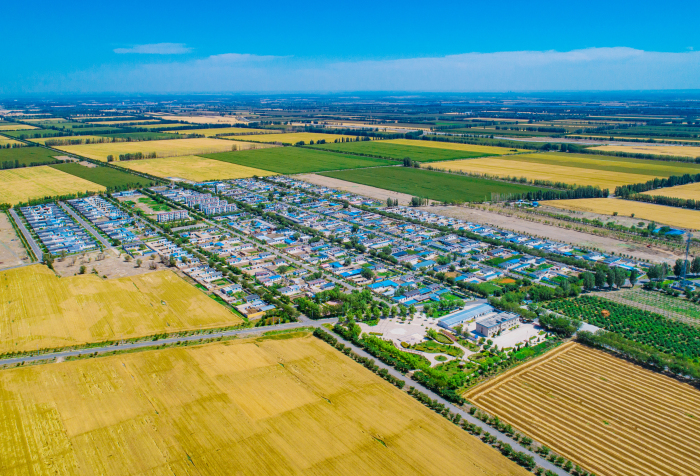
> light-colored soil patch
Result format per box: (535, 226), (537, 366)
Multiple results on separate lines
(298, 173), (425, 205)
(52, 249), (160, 279)
(467, 342), (700, 476)
(591, 144), (700, 158)
(0, 213), (29, 269)
(424, 205), (685, 263)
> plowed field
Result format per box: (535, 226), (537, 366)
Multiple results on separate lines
(466, 342), (700, 476)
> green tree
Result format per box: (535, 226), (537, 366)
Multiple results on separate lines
(360, 267), (374, 281)
(629, 269), (639, 286)
(692, 256), (700, 275)
(581, 272), (595, 291)
(595, 268), (606, 288)
(614, 268), (626, 289)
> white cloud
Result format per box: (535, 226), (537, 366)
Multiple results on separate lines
(113, 43), (192, 55)
(17, 47), (700, 93)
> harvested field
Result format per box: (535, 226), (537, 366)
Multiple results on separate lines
(0, 124), (36, 131)
(0, 265), (242, 354)
(49, 163), (155, 188)
(203, 147), (389, 174)
(0, 137), (22, 147)
(544, 198), (700, 230)
(0, 166), (105, 204)
(119, 155), (275, 181)
(310, 140), (497, 162)
(233, 132), (360, 145)
(168, 127), (281, 137)
(432, 152), (700, 189)
(0, 334), (529, 476)
(387, 139), (525, 155)
(320, 167), (546, 203)
(590, 144), (700, 158)
(86, 119), (161, 125)
(466, 342), (700, 476)
(54, 138), (269, 162)
(642, 182), (700, 201)
(299, 173), (418, 205)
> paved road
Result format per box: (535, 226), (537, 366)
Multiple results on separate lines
(329, 328), (570, 475)
(58, 201), (112, 249)
(8, 208), (42, 261)
(0, 319), (337, 366)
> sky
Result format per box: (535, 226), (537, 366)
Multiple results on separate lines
(3, 0), (700, 94)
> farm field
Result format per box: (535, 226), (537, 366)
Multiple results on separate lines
(386, 139), (525, 155)
(2, 128), (65, 139)
(168, 127), (281, 137)
(466, 342), (700, 476)
(28, 135), (103, 145)
(0, 123), (36, 131)
(432, 152), (700, 188)
(0, 137), (22, 147)
(233, 132), (361, 144)
(119, 155), (275, 181)
(203, 147), (389, 174)
(148, 114), (245, 125)
(0, 265), (242, 354)
(54, 138), (266, 161)
(96, 131), (176, 141)
(310, 140), (497, 162)
(605, 288), (700, 323)
(0, 147), (63, 167)
(0, 166), (105, 204)
(544, 198), (700, 230)
(590, 144), (700, 158)
(86, 119), (161, 125)
(0, 333), (529, 476)
(50, 163), (155, 188)
(641, 181), (700, 201)
(320, 167), (547, 203)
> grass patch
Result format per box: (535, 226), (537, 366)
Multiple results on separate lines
(50, 163), (155, 188)
(310, 141), (495, 162)
(0, 147), (62, 167)
(320, 167), (546, 203)
(203, 147), (390, 174)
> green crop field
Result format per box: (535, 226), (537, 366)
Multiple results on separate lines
(203, 147), (389, 174)
(50, 163), (156, 188)
(95, 131), (177, 141)
(0, 147), (62, 167)
(309, 141), (495, 162)
(2, 129), (65, 139)
(320, 167), (547, 203)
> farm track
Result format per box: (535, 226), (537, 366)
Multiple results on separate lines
(467, 343), (700, 476)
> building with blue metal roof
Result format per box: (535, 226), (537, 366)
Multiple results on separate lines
(438, 302), (494, 329)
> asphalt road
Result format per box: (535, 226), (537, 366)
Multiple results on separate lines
(8, 208), (42, 261)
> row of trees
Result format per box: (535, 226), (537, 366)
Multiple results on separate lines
(616, 173), (700, 198)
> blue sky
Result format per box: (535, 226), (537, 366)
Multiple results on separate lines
(3, 0), (700, 94)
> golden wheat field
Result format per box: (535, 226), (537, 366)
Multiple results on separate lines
(544, 198), (700, 230)
(0, 334), (528, 476)
(234, 132), (361, 144)
(85, 119), (161, 125)
(0, 265), (242, 354)
(0, 124), (37, 131)
(167, 127), (281, 137)
(54, 138), (271, 162)
(119, 155), (275, 181)
(0, 137), (23, 147)
(466, 342), (700, 476)
(0, 166), (105, 204)
(28, 135), (103, 145)
(387, 139), (526, 155)
(590, 144), (700, 158)
(641, 182), (700, 201)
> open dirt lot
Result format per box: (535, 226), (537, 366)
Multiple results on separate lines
(0, 264), (242, 354)
(0, 334), (529, 476)
(0, 213), (29, 269)
(51, 249), (161, 279)
(467, 342), (700, 476)
(298, 173), (424, 205)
